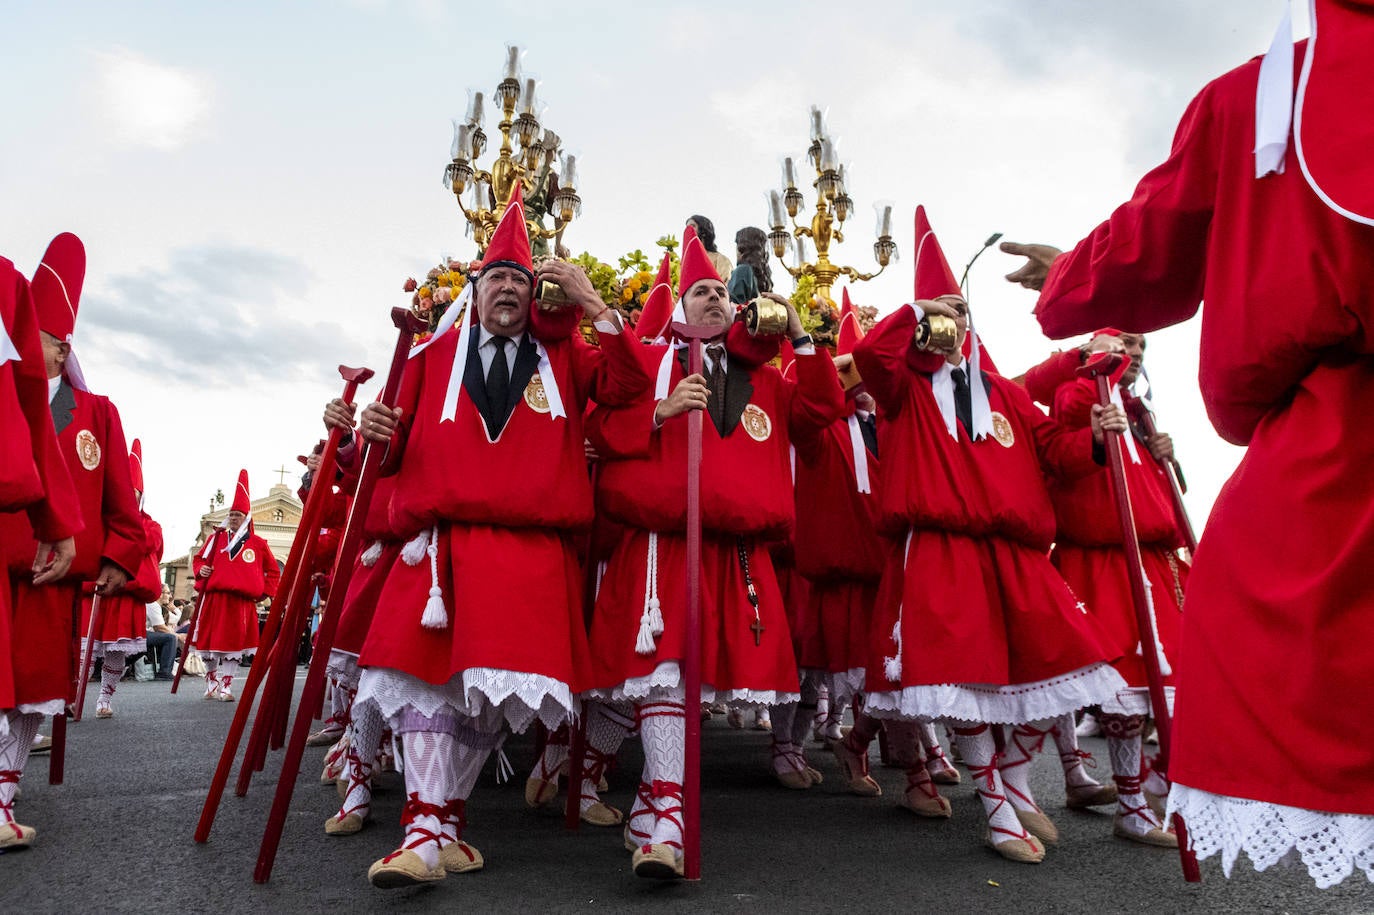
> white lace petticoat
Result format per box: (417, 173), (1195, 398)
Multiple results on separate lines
(325, 649), (361, 690)
(92, 637), (148, 657)
(863, 662), (1127, 724)
(1169, 784), (1374, 889)
(586, 660), (800, 707)
(1099, 684), (1175, 717)
(354, 666), (576, 734)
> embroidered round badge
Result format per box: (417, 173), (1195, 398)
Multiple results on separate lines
(741, 404), (772, 442)
(523, 375), (551, 414)
(242, 548), (256, 564)
(990, 411), (1015, 448)
(75, 429), (101, 470)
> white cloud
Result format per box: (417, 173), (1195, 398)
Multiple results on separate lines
(90, 48), (212, 151)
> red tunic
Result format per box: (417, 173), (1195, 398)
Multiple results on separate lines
(2, 381), (143, 707)
(1042, 375), (1187, 691)
(585, 344), (844, 697)
(0, 258), (80, 712)
(359, 323), (646, 695)
(792, 409), (889, 677)
(851, 305), (1121, 720)
(1035, 44), (1374, 817)
(81, 512), (165, 651)
(192, 528), (280, 655)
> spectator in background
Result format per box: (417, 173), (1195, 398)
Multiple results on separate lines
(145, 601), (178, 681)
(687, 215), (733, 286)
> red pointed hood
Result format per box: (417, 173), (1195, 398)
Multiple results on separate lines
(129, 438), (145, 497)
(677, 223), (720, 296)
(31, 232), (85, 342)
(231, 469), (252, 514)
(837, 288), (864, 356)
(479, 182), (534, 282)
(912, 206), (960, 301)
(636, 253), (676, 342)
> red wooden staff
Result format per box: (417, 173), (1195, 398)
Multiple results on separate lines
(1125, 392), (1198, 554)
(194, 364), (374, 842)
(670, 320), (716, 881)
(1079, 353), (1200, 883)
(71, 591), (103, 722)
(254, 308), (423, 882)
(172, 547), (215, 694)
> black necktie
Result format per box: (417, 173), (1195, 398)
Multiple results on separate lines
(706, 343), (727, 434)
(485, 336), (511, 436)
(951, 367), (974, 437)
(859, 414), (878, 458)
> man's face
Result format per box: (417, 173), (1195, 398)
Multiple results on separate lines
(159, 586), (172, 607)
(475, 266), (533, 336)
(39, 331), (68, 380)
(682, 280), (732, 336)
(226, 510), (246, 529)
(1120, 333), (1146, 385)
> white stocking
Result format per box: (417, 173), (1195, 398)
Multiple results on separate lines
(396, 729), (459, 869)
(1050, 711), (1100, 789)
(336, 698), (387, 823)
(218, 658), (240, 695)
(0, 712), (42, 825)
(1101, 714), (1165, 835)
(953, 723), (1031, 843)
(998, 720), (1054, 814)
(99, 650), (124, 706)
(634, 689), (685, 850)
(579, 701), (632, 813)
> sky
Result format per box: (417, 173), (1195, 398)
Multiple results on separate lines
(1, 0), (1299, 559)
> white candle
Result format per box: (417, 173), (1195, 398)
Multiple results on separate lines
(451, 121), (470, 160)
(809, 106), (824, 141)
(768, 190), (785, 228)
(504, 46), (520, 79)
(782, 157), (796, 188)
(560, 153), (577, 189)
(820, 138), (837, 171)
(874, 201), (893, 238)
(522, 78), (538, 114)
(466, 90), (485, 127)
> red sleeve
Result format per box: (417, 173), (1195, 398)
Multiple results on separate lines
(379, 351), (424, 476)
(98, 400), (148, 578)
(573, 325), (651, 408)
(851, 305), (945, 415)
(9, 267), (80, 542)
(1036, 86), (1218, 338)
(260, 541), (282, 599)
(786, 350), (844, 435)
(1016, 385), (1099, 481)
(1022, 350), (1083, 407)
(1052, 376), (1098, 429)
(586, 397), (658, 460)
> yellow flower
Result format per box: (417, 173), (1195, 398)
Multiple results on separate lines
(620, 287), (633, 303)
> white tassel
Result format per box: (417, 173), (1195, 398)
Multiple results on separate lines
(360, 540), (383, 567)
(401, 529), (430, 566)
(635, 533), (662, 656)
(495, 748), (514, 784)
(883, 619), (904, 683)
(419, 526), (448, 630)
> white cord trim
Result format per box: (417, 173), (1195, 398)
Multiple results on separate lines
(1168, 783), (1374, 889)
(864, 662), (1126, 724)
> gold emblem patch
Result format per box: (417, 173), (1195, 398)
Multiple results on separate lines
(75, 429), (101, 470)
(242, 548), (256, 564)
(523, 375), (551, 414)
(741, 404), (772, 442)
(990, 411), (1015, 448)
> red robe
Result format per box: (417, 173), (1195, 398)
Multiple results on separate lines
(0, 258), (81, 711)
(851, 305), (1121, 721)
(1035, 44), (1374, 817)
(358, 321), (646, 698)
(1043, 374), (1187, 692)
(585, 343), (844, 698)
(792, 408), (890, 678)
(1, 380), (143, 707)
(81, 511), (165, 651)
(192, 528), (280, 655)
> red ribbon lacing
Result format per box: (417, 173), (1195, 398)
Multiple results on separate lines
(381, 795), (464, 863)
(334, 750), (373, 820)
(631, 780), (683, 851)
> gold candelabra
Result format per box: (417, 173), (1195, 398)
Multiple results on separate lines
(766, 106), (896, 305)
(443, 45), (581, 255)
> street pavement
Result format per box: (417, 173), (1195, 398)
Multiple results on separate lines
(4, 673), (1370, 914)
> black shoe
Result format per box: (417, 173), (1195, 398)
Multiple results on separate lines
(153, 673), (174, 681)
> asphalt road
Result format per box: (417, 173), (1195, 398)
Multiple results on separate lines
(4, 673), (1370, 914)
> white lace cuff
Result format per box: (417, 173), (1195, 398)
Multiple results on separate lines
(1168, 783), (1374, 889)
(863, 663), (1126, 724)
(586, 661), (800, 707)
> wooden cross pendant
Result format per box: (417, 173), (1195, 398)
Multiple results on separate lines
(750, 616), (765, 647)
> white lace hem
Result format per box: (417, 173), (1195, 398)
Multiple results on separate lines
(1168, 784), (1374, 889)
(585, 661), (800, 707)
(200, 649), (257, 664)
(17, 699), (66, 718)
(326, 650), (361, 690)
(94, 638), (148, 656)
(354, 666), (575, 734)
(863, 663), (1127, 724)
(1099, 685), (1175, 716)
